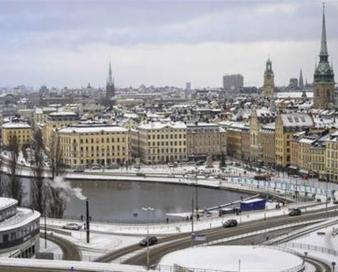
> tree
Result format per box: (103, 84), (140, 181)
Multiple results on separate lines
(31, 128), (45, 214)
(8, 135), (22, 204)
(219, 152), (226, 169)
(49, 132), (64, 179)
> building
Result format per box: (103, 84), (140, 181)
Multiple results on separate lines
(1, 122), (32, 148)
(136, 122), (187, 164)
(106, 61), (115, 104)
(325, 131), (338, 182)
(186, 122), (226, 159)
(222, 74), (244, 93)
(57, 125), (130, 168)
(313, 6), (335, 109)
(224, 122), (249, 160)
(0, 197), (40, 258)
(275, 113), (313, 169)
(260, 123), (276, 167)
(43, 111), (80, 151)
(262, 59), (275, 98)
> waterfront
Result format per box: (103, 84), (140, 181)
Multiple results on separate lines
(63, 179), (249, 223)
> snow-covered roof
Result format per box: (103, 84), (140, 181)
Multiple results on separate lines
(2, 122), (31, 129)
(58, 126), (128, 134)
(0, 197), (17, 211)
(138, 122), (186, 130)
(280, 113), (313, 127)
(0, 207), (40, 232)
(49, 111), (77, 116)
(276, 91), (313, 99)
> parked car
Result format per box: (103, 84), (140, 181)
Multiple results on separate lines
(62, 223), (82, 230)
(222, 219), (238, 228)
(136, 172), (146, 177)
(288, 208), (301, 216)
(92, 165), (101, 170)
(73, 168), (84, 173)
(139, 236), (158, 247)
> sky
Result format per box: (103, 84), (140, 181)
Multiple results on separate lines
(0, 0), (337, 89)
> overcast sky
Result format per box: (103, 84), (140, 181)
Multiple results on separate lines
(0, 0), (337, 89)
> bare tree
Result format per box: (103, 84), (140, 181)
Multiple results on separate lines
(8, 135), (22, 204)
(50, 132), (64, 179)
(30, 128), (45, 213)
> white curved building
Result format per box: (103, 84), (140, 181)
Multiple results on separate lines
(0, 197), (40, 258)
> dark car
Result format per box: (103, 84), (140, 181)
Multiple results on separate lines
(222, 219), (238, 228)
(288, 208), (301, 216)
(139, 236), (158, 247)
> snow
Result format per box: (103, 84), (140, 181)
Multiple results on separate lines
(0, 208), (40, 232)
(158, 246), (304, 272)
(0, 197), (17, 210)
(138, 121), (186, 130)
(1, 122), (31, 129)
(39, 238), (63, 256)
(58, 126), (128, 134)
(0, 258), (147, 272)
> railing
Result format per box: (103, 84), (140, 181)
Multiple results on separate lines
(285, 242), (338, 257)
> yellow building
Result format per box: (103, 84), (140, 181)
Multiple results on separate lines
(223, 122), (249, 161)
(43, 111), (80, 151)
(1, 122), (32, 147)
(57, 125), (130, 168)
(136, 122), (187, 164)
(275, 113), (313, 169)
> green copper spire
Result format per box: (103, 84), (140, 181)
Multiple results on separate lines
(320, 3), (328, 62)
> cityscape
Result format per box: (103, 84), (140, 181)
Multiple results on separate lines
(1, 1), (338, 272)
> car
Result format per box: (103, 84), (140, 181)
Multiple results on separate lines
(62, 223), (82, 230)
(288, 208), (301, 216)
(139, 236), (158, 247)
(222, 219), (238, 228)
(136, 172), (146, 177)
(73, 168), (84, 173)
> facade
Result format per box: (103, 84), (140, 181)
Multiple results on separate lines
(224, 122), (249, 160)
(313, 7), (335, 109)
(325, 132), (338, 182)
(186, 123), (226, 159)
(262, 59), (275, 98)
(260, 123), (276, 167)
(275, 113), (313, 169)
(43, 111), (80, 151)
(1, 122), (32, 147)
(136, 122), (187, 164)
(0, 197), (40, 258)
(57, 125), (130, 168)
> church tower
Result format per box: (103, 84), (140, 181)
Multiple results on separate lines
(313, 4), (335, 109)
(262, 58), (275, 98)
(106, 60), (115, 100)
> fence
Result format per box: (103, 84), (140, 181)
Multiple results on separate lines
(285, 242), (338, 257)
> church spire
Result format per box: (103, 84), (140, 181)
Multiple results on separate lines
(107, 59), (113, 85)
(320, 3), (329, 62)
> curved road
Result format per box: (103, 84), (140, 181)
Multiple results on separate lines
(122, 209), (338, 267)
(41, 233), (81, 261)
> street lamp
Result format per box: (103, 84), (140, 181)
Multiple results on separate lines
(142, 206), (154, 270)
(332, 261), (336, 272)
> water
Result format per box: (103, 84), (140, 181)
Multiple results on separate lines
(63, 180), (250, 223)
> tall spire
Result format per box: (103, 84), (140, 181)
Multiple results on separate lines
(320, 3), (328, 61)
(108, 59), (113, 85)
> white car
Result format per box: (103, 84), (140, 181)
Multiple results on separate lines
(62, 223), (82, 230)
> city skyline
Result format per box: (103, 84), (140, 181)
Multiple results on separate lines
(0, 0), (337, 89)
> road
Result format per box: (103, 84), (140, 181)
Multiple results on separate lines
(42, 233), (81, 261)
(122, 208), (338, 267)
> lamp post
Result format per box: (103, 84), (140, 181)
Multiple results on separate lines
(142, 206), (154, 270)
(86, 198), (90, 244)
(332, 261), (336, 272)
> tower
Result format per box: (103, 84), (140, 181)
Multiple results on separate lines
(313, 4), (335, 109)
(262, 59), (275, 98)
(299, 69), (304, 90)
(106, 60), (115, 100)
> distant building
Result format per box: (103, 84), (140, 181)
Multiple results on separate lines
(106, 60), (115, 105)
(1, 121), (32, 148)
(262, 59), (275, 98)
(222, 74), (244, 93)
(313, 6), (335, 109)
(288, 78), (298, 89)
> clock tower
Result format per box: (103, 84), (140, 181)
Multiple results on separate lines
(262, 58), (275, 98)
(313, 4), (335, 109)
